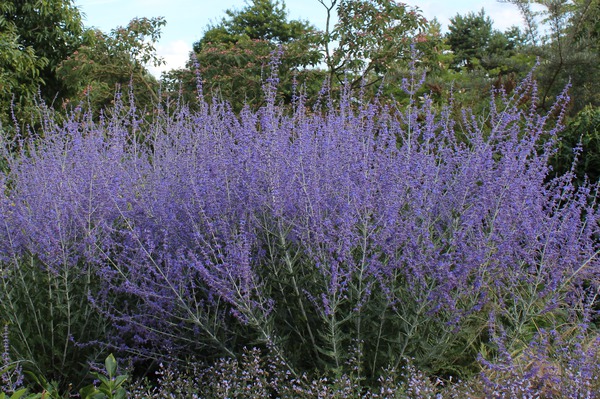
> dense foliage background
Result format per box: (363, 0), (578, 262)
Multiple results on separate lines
(2, 0), (600, 397)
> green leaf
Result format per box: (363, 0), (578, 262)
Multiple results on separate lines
(9, 390), (27, 399)
(104, 354), (117, 378)
(79, 385), (98, 399)
(92, 373), (110, 387)
(23, 370), (43, 385)
(113, 374), (127, 388)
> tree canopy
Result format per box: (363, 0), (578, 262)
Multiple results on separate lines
(503, 0), (600, 113)
(164, 0), (430, 111)
(0, 0), (84, 104)
(446, 8), (528, 73)
(319, 0), (427, 88)
(0, 13), (46, 115)
(194, 0), (312, 50)
(0, 1), (165, 133)
(165, 0), (322, 111)
(57, 17), (165, 113)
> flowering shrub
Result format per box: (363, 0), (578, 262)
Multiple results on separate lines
(1, 66), (599, 394)
(1, 325), (23, 395)
(473, 322), (600, 398)
(128, 347), (445, 398)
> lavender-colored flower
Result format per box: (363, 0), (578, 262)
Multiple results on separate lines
(1, 62), (598, 393)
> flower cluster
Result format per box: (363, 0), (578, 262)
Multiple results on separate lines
(1, 325), (23, 395)
(1, 68), (598, 391)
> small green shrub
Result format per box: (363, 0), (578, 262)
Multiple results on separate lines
(0, 254), (109, 391)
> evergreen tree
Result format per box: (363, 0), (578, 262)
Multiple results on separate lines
(446, 8), (528, 73)
(447, 9), (494, 71)
(503, 0), (600, 113)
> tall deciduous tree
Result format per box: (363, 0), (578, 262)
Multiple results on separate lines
(195, 0), (311, 46)
(0, 0), (84, 105)
(318, 0), (427, 88)
(169, 0), (429, 110)
(0, 12), (47, 127)
(57, 17), (165, 114)
(166, 0), (322, 111)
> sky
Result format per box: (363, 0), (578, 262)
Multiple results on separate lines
(73, 0), (529, 77)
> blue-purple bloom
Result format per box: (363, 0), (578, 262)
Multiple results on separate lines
(1, 67), (598, 393)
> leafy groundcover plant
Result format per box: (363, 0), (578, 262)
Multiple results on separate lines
(1, 64), (599, 397)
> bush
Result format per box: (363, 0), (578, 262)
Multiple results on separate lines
(1, 66), (599, 394)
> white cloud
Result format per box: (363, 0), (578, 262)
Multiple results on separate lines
(148, 39), (192, 78)
(485, 4), (527, 31)
(405, 1), (526, 32)
(76, 0), (118, 6)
